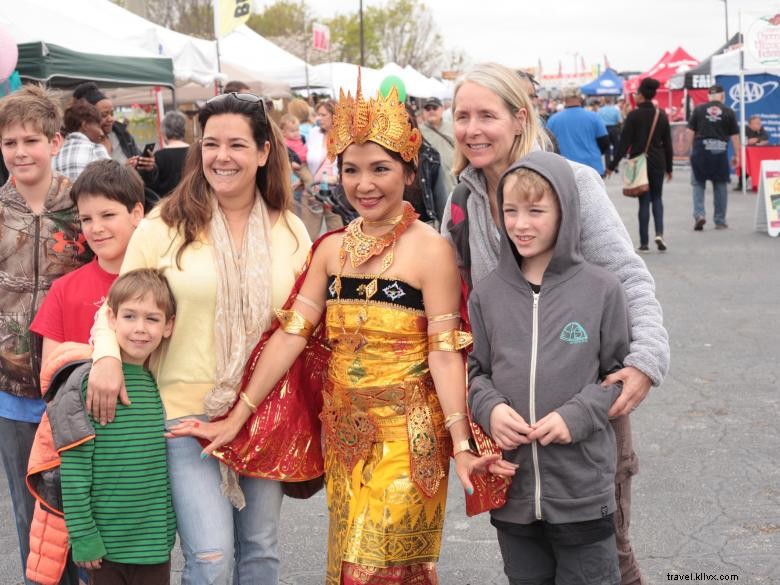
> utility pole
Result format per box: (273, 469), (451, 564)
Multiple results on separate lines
(359, 0), (365, 67)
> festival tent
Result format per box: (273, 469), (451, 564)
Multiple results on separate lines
(1, 0), (220, 88)
(712, 50), (780, 144)
(15, 41), (174, 89)
(580, 69), (624, 96)
(378, 63), (442, 98)
(311, 62), (383, 96)
(669, 33), (743, 90)
(218, 26), (328, 90)
(626, 47), (708, 113)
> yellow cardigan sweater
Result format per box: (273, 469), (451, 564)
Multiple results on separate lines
(92, 208), (311, 420)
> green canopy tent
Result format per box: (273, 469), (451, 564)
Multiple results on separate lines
(16, 41), (175, 90)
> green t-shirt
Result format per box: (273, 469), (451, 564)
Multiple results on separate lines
(60, 363), (175, 564)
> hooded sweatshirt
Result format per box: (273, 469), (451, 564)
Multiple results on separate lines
(467, 151), (631, 525)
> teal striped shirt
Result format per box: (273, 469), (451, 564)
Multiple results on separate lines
(60, 363), (176, 564)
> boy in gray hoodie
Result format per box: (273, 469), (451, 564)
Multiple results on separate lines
(468, 151), (629, 585)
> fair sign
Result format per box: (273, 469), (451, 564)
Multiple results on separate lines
(754, 160), (780, 237)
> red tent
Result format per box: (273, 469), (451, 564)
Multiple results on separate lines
(627, 47), (709, 117)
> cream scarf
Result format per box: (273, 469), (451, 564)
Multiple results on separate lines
(204, 191), (273, 509)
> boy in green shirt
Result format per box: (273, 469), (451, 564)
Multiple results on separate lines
(60, 269), (176, 585)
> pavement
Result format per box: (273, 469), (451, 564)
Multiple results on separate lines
(1, 166), (778, 584)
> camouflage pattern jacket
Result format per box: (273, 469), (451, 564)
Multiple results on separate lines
(0, 174), (90, 399)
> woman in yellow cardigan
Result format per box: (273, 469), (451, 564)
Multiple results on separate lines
(86, 92), (311, 585)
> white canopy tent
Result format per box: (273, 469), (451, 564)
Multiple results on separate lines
(1, 0), (221, 87)
(218, 26), (328, 90)
(310, 62), (383, 96)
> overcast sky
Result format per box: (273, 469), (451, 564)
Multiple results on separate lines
(255, 0), (774, 73)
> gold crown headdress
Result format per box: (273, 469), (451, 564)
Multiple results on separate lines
(327, 71), (421, 163)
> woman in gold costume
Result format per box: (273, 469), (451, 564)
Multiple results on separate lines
(170, 79), (516, 584)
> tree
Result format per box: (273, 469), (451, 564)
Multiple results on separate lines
(376, 0), (442, 75)
(246, 0), (308, 38)
(325, 9), (383, 68)
(114, 0), (215, 39)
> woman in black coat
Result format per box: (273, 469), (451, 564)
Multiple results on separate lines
(608, 78), (673, 252)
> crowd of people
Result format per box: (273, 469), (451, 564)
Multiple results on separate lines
(1, 59), (695, 585)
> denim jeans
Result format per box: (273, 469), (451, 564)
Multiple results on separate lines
(0, 417), (38, 584)
(691, 176), (728, 226)
(637, 168), (665, 247)
(166, 419), (284, 585)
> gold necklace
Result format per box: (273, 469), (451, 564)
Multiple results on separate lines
(362, 212), (404, 228)
(341, 202), (417, 269)
(332, 202), (418, 352)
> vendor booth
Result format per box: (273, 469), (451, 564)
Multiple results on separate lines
(580, 68), (624, 96)
(627, 47), (708, 115)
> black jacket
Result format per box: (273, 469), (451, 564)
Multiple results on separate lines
(609, 102), (673, 174)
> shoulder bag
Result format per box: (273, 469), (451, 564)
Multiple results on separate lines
(622, 108), (660, 197)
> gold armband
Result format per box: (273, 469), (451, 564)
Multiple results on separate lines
(427, 311), (461, 324)
(275, 308), (315, 339)
(427, 329), (473, 352)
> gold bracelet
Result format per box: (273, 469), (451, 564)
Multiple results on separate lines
(275, 308), (315, 339)
(444, 412), (467, 430)
(428, 329), (473, 352)
(239, 391), (258, 414)
(453, 437), (477, 456)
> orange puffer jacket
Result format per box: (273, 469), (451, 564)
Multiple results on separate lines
(26, 342), (93, 585)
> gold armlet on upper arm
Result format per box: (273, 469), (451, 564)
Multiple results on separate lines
(275, 308), (315, 340)
(427, 329), (472, 352)
(427, 311), (461, 324)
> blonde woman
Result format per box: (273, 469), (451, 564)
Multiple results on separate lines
(441, 63), (669, 585)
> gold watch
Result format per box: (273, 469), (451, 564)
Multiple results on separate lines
(453, 437), (478, 456)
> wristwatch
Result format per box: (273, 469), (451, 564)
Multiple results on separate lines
(453, 437), (478, 456)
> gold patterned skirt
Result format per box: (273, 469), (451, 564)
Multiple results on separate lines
(322, 275), (450, 584)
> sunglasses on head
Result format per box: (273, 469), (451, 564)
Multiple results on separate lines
(206, 92), (269, 120)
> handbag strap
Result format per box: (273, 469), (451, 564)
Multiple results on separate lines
(643, 109), (661, 155)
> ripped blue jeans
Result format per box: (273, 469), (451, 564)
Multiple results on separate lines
(166, 418), (284, 585)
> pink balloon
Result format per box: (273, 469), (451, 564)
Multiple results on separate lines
(0, 25), (19, 82)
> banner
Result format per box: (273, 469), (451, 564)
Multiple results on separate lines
(718, 74), (780, 144)
(312, 22), (330, 52)
(215, 0), (252, 39)
(745, 13), (780, 69)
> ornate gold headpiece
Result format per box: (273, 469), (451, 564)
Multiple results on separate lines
(327, 71), (421, 163)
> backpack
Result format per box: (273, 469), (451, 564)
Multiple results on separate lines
(445, 182), (474, 292)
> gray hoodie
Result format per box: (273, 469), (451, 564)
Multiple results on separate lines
(468, 151), (631, 525)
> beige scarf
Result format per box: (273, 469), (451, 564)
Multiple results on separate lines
(205, 191), (273, 509)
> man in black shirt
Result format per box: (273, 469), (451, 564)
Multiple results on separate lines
(746, 115), (770, 146)
(686, 84), (740, 230)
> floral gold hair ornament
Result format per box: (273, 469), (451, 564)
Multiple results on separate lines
(327, 69), (422, 164)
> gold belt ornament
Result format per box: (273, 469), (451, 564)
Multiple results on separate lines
(320, 377), (447, 498)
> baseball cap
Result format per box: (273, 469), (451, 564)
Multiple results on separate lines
(424, 97), (443, 108)
(561, 85), (582, 100)
(708, 83), (725, 95)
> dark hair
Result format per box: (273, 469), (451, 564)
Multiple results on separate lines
(162, 110), (186, 141)
(71, 159), (145, 211)
(336, 105), (420, 207)
(160, 93), (293, 267)
(63, 100), (101, 134)
(108, 268), (176, 321)
(72, 82), (108, 106)
(638, 77), (660, 100)
(223, 80), (251, 94)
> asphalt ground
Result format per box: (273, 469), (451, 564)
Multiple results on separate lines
(1, 166), (778, 584)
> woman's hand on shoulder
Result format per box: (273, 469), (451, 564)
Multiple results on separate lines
(86, 357), (128, 426)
